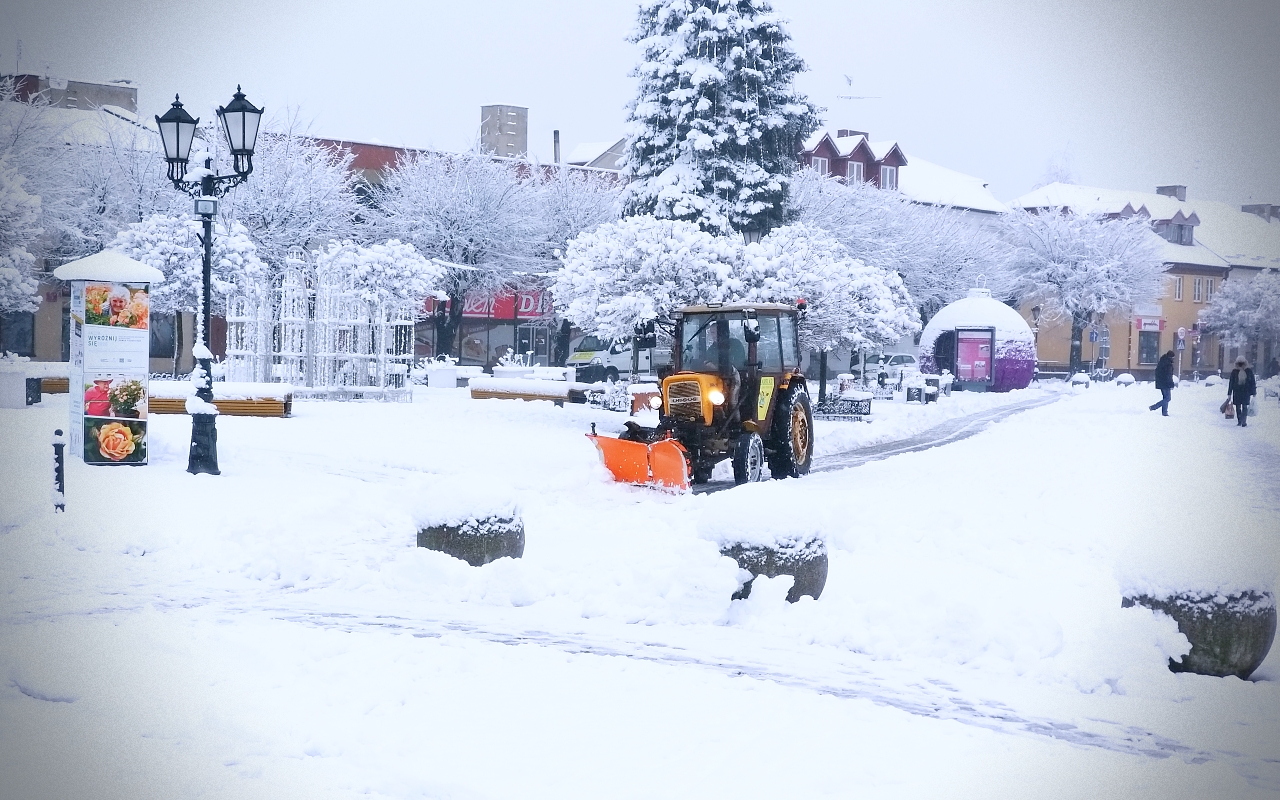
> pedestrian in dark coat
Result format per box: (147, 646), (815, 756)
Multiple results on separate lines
(1149, 350), (1175, 416)
(1228, 356), (1257, 427)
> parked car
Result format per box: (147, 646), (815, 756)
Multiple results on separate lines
(848, 352), (920, 383)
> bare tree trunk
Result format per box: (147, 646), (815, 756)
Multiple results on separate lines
(1069, 312), (1089, 375)
(818, 350), (828, 404)
(173, 312), (183, 377)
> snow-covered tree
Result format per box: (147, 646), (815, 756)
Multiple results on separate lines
(1002, 208), (1165, 373)
(620, 0), (819, 237)
(740, 223), (920, 353)
(1200, 270), (1280, 361)
(371, 149), (545, 355)
(218, 113), (362, 275)
(109, 213), (267, 371)
(553, 215), (742, 339)
(312, 239), (445, 305)
(533, 166), (622, 260)
(0, 157), (42, 315)
(790, 168), (1013, 325)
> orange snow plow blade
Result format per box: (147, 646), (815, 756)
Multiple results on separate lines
(587, 434), (690, 491)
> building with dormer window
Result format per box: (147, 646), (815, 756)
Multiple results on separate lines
(1011, 183), (1280, 378)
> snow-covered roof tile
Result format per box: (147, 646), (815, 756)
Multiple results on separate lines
(566, 141), (616, 165)
(831, 134), (867, 157)
(867, 140), (900, 161)
(1013, 183), (1280, 269)
(897, 157), (1007, 214)
(800, 131), (827, 153)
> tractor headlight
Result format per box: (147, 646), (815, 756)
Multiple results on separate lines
(590, 357), (602, 365)
(707, 389), (726, 406)
(648, 394), (663, 409)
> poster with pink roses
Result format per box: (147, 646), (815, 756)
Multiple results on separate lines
(70, 281), (150, 465)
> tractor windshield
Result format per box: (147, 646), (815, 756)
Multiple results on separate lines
(679, 313), (748, 372)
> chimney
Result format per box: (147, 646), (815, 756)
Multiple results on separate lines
(1242, 204), (1280, 223)
(1156, 185), (1187, 202)
(480, 105), (528, 158)
(836, 129), (868, 139)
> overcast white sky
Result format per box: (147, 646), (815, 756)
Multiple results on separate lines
(2, 0), (1277, 205)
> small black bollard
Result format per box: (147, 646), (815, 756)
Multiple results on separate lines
(52, 428), (65, 512)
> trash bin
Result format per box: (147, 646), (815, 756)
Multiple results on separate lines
(26, 377), (43, 405)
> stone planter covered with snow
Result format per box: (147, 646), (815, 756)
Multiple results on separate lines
(1123, 591), (1276, 679)
(418, 515), (525, 567)
(721, 535), (828, 603)
(918, 288), (1035, 393)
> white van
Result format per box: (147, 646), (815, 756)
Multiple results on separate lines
(567, 335), (652, 382)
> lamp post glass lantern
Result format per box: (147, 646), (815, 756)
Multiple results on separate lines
(155, 86), (264, 476)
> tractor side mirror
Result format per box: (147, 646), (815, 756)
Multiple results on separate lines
(742, 310), (760, 343)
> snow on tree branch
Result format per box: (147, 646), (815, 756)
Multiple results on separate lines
(313, 239), (446, 305)
(109, 213), (267, 315)
(1199, 270), (1280, 349)
(620, 0), (819, 236)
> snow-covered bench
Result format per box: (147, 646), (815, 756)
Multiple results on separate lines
(149, 381), (294, 417)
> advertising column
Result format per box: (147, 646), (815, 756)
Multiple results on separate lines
(69, 280), (151, 465)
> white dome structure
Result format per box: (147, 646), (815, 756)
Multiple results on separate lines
(918, 288), (1035, 392)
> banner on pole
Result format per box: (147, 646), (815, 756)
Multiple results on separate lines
(70, 281), (151, 465)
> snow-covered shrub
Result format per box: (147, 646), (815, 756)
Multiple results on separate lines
(0, 158), (41, 314)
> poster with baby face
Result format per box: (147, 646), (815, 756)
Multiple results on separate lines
(70, 281), (150, 465)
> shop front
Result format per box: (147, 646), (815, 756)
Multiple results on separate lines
(420, 289), (558, 368)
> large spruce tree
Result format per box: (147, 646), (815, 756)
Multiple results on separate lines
(620, 0), (819, 238)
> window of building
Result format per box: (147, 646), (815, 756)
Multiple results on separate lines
(880, 165), (897, 190)
(149, 313), (175, 358)
(1206, 278), (1215, 302)
(1174, 276), (1183, 301)
(810, 156), (828, 175)
(1193, 277), (1203, 303)
(1138, 330), (1161, 365)
(0, 311), (35, 357)
(1179, 224), (1193, 245)
(846, 160), (863, 182)
(1098, 327), (1111, 361)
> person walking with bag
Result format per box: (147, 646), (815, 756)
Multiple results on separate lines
(1227, 356), (1257, 427)
(1149, 350), (1175, 416)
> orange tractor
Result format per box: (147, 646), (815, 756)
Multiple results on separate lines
(588, 302), (814, 490)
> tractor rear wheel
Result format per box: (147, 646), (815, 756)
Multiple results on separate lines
(768, 386), (813, 479)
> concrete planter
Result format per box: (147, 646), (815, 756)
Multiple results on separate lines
(418, 515), (525, 567)
(1123, 591), (1277, 679)
(721, 535), (828, 603)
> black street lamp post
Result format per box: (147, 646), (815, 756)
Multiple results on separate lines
(155, 87), (264, 476)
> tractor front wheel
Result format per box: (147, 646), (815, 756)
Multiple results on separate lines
(768, 386), (813, 480)
(732, 432), (766, 484)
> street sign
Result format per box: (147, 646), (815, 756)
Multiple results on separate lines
(1177, 326), (1186, 340)
(1177, 338), (1186, 350)
(1088, 330), (1098, 342)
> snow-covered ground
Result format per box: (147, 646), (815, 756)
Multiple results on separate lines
(2, 381), (1278, 799)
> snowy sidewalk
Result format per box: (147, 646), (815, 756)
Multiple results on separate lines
(2, 382), (1278, 798)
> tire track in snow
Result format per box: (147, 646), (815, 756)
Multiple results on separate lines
(268, 608), (1228, 768)
(693, 393), (1062, 494)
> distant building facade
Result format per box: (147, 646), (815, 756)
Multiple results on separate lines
(1011, 183), (1280, 379)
